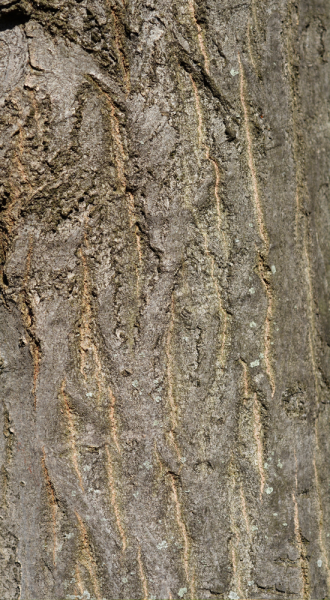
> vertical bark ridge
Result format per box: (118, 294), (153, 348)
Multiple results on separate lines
(104, 443), (127, 553)
(240, 358), (266, 500)
(204, 147), (229, 258)
(108, 388), (121, 454)
(41, 448), (57, 567)
(257, 256), (276, 397)
(90, 79), (142, 318)
(188, 72), (229, 367)
(202, 233), (228, 367)
(238, 53), (269, 251)
(78, 242), (104, 405)
(108, 3), (130, 94)
(0, 401), (13, 508)
(246, 20), (258, 75)
(108, 98), (127, 192)
(137, 545), (149, 600)
(188, 0), (210, 75)
(253, 393), (265, 500)
(238, 53), (276, 398)
(165, 293), (182, 464)
(60, 380), (84, 492)
(128, 192), (143, 300)
(20, 236), (40, 410)
(228, 468), (241, 599)
(78, 227), (129, 554)
(165, 292), (184, 469)
(74, 564), (85, 598)
(169, 473), (195, 599)
(292, 491), (310, 599)
(239, 483), (251, 541)
(75, 511), (102, 600)
(285, 2), (318, 396)
(228, 458), (252, 598)
(285, 4), (329, 588)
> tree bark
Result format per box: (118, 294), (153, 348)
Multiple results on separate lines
(0, 1), (329, 599)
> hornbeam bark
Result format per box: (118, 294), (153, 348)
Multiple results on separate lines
(0, 1), (329, 599)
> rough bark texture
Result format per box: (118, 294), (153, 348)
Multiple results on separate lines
(0, 0), (329, 599)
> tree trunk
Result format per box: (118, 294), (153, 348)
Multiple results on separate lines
(0, 1), (329, 599)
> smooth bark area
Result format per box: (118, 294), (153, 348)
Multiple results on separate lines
(0, 1), (329, 599)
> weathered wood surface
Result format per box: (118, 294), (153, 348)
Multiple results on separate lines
(0, 0), (329, 598)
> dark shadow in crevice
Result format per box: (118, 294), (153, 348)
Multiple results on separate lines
(0, 4), (31, 32)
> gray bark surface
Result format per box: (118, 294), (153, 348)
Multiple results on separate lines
(0, 0), (329, 599)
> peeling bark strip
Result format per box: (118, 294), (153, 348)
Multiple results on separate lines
(0, 1), (329, 599)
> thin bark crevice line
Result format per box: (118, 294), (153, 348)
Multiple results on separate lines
(284, 15), (328, 586)
(188, 72), (229, 368)
(137, 546), (149, 600)
(128, 192), (143, 301)
(284, 6), (318, 391)
(20, 236), (41, 410)
(302, 221), (318, 398)
(239, 483), (251, 541)
(79, 215), (111, 403)
(107, 3), (130, 93)
(202, 232), (228, 367)
(41, 448), (58, 567)
(253, 393), (265, 499)
(188, 0), (210, 75)
(238, 53), (269, 251)
(84, 80), (143, 307)
(78, 221), (129, 554)
(169, 474), (195, 598)
(239, 358), (250, 402)
(240, 359), (266, 500)
(292, 490), (310, 599)
(165, 293), (183, 464)
(0, 400), (14, 508)
(257, 256), (276, 397)
(228, 463), (254, 597)
(246, 19), (258, 75)
(284, 2), (306, 239)
(108, 388), (121, 454)
(60, 380), (84, 492)
(74, 564), (85, 598)
(79, 235), (127, 553)
(293, 443), (310, 600)
(238, 55), (276, 396)
(78, 243), (104, 406)
(229, 535), (244, 599)
(188, 71), (228, 253)
(75, 511), (102, 600)
(251, 0), (261, 35)
(228, 467), (244, 599)
(166, 293), (178, 433)
(104, 443), (127, 552)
